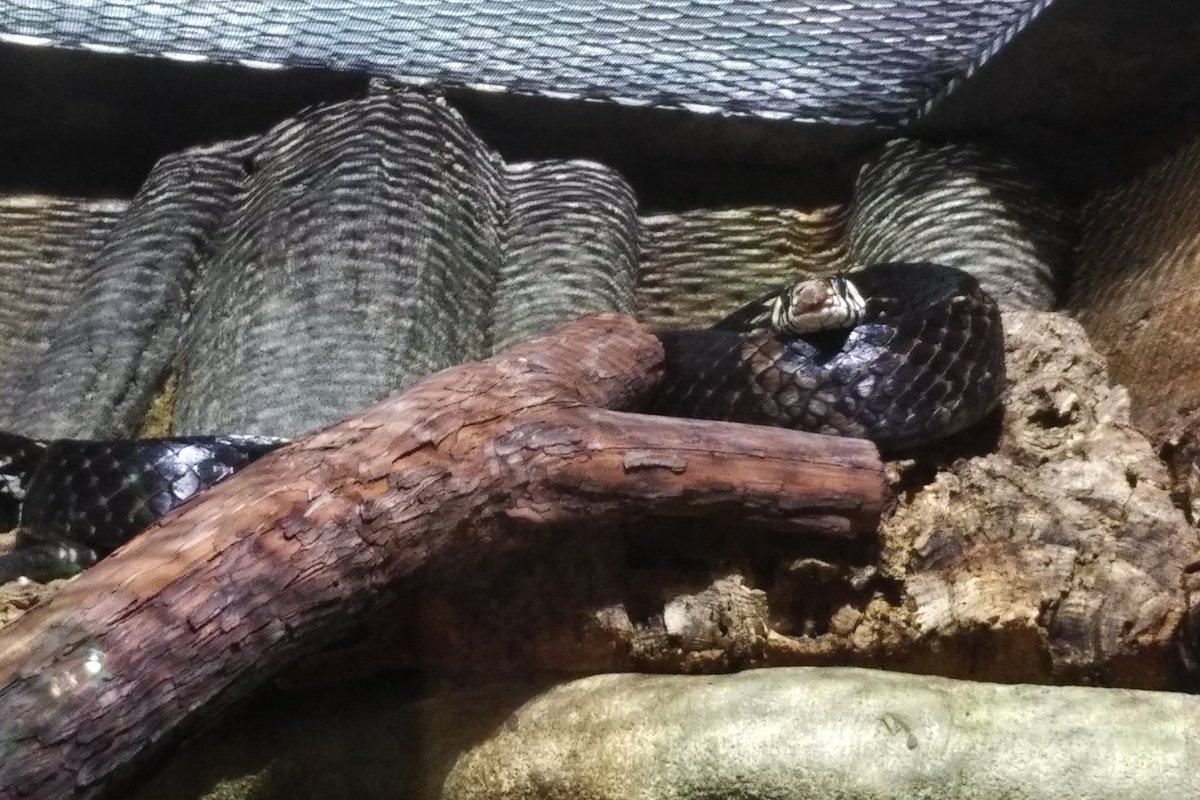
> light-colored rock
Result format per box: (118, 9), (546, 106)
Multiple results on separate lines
(138, 667), (1200, 800)
(440, 668), (1200, 800)
(884, 311), (1198, 685)
(286, 310), (1197, 688)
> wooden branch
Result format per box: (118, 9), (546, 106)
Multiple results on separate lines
(0, 313), (884, 800)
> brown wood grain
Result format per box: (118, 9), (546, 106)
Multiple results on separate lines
(0, 313), (884, 800)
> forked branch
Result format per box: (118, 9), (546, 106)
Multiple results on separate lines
(0, 314), (884, 799)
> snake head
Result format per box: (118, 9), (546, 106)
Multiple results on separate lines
(771, 274), (867, 335)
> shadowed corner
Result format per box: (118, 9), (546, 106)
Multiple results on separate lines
(1181, 563), (1200, 687)
(0, 544), (92, 585)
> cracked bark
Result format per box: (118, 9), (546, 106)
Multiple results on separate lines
(0, 313), (884, 800)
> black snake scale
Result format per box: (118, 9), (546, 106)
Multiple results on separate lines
(0, 262), (1005, 582)
(651, 263), (1006, 453)
(0, 434), (284, 581)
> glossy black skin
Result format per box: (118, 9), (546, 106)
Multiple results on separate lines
(650, 262), (1006, 453)
(0, 432), (284, 581)
(0, 431), (47, 530)
(0, 261), (1002, 581)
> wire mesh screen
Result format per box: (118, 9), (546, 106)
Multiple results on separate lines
(2, 0), (1052, 124)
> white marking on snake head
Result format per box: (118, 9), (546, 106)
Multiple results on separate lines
(771, 275), (867, 334)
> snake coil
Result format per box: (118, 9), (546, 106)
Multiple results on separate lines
(652, 262), (1006, 452)
(0, 261), (1005, 582)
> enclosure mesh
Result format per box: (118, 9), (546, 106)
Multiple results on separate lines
(849, 139), (1072, 310)
(0, 196), (125, 387)
(1, 0), (1053, 124)
(1070, 136), (1200, 438)
(0, 148), (246, 440)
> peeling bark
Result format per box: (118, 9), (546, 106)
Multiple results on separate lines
(0, 314), (884, 800)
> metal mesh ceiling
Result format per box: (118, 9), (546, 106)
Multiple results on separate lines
(2, 0), (1053, 125)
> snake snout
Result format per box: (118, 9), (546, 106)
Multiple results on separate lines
(794, 281), (830, 313)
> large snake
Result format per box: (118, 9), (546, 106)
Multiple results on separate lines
(652, 262), (1006, 451)
(0, 262), (1004, 582)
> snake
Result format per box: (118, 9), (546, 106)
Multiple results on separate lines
(0, 433), (285, 582)
(651, 262), (1006, 451)
(0, 262), (1005, 583)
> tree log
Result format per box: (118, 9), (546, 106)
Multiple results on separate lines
(0, 314), (884, 800)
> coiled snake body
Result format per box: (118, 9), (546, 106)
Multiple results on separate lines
(0, 433), (284, 581)
(652, 262), (1006, 452)
(0, 262), (1004, 582)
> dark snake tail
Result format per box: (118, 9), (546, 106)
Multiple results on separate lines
(0, 434), (284, 582)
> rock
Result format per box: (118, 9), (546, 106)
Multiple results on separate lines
(849, 139), (1073, 311)
(0, 109), (1189, 687)
(0, 578), (58, 629)
(493, 159), (639, 352)
(0, 195), (127, 387)
(285, 309), (1197, 689)
(3, 305), (1191, 687)
(137, 667), (1200, 800)
(0, 194), (130, 437)
(0, 85), (645, 442)
(0, 531), (65, 626)
(0, 154), (243, 440)
(636, 205), (850, 330)
(1070, 133), (1200, 514)
(885, 311), (1197, 685)
(637, 138), (1077, 333)
(439, 669), (1200, 800)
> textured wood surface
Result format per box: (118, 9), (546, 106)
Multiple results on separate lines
(0, 314), (884, 800)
